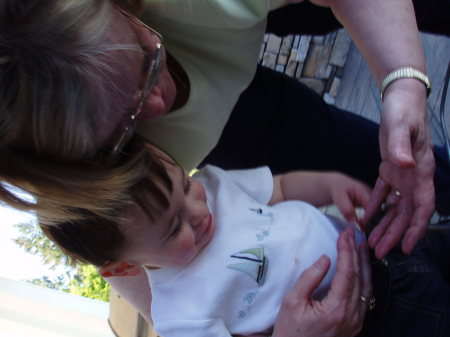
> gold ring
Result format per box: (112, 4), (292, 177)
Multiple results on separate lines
(360, 295), (376, 310)
(391, 189), (402, 197)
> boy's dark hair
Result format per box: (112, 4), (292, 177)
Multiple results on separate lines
(40, 139), (174, 266)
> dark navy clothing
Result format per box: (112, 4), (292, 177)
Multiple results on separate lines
(360, 226), (450, 337)
(201, 65), (450, 215)
(267, 0), (450, 37)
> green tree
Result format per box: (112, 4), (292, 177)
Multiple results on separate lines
(69, 265), (110, 302)
(13, 221), (110, 302)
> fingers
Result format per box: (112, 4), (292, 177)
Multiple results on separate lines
(327, 228), (358, 303)
(358, 241), (372, 306)
(326, 228), (367, 336)
(354, 241), (372, 333)
(373, 195), (414, 258)
(337, 197), (359, 224)
(367, 205), (396, 255)
(291, 255), (331, 303)
(362, 177), (390, 230)
(402, 205), (433, 254)
(339, 184), (372, 224)
(402, 182), (435, 254)
(347, 228), (361, 309)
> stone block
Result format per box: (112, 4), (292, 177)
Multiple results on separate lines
(295, 63), (305, 79)
(261, 52), (278, 69)
(266, 34), (282, 53)
(315, 45), (333, 79)
(285, 59), (298, 77)
(280, 35), (294, 55)
(312, 35), (325, 45)
(303, 44), (332, 79)
(323, 92), (336, 105)
(302, 44), (320, 77)
(277, 54), (288, 66)
(292, 35), (301, 49)
(329, 76), (341, 97)
(296, 35), (311, 63)
(276, 64), (285, 72)
(324, 31), (337, 46)
(330, 29), (351, 67)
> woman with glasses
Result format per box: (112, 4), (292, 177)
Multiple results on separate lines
(1, 0), (449, 336)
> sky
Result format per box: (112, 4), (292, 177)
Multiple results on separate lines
(0, 204), (57, 282)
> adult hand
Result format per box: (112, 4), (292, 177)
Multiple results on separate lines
(271, 228), (372, 337)
(364, 79), (435, 259)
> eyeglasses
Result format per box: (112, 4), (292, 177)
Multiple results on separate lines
(112, 7), (164, 154)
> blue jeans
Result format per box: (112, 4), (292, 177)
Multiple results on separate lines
(359, 226), (450, 337)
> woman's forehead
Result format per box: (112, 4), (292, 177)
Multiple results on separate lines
(93, 8), (144, 148)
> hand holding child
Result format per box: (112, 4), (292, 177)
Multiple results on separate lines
(271, 228), (372, 337)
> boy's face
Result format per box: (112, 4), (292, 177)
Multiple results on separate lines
(119, 147), (215, 269)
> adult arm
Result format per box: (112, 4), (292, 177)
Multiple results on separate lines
(270, 171), (371, 223)
(307, 0), (435, 258)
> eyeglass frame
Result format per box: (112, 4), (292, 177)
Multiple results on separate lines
(111, 7), (164, 154)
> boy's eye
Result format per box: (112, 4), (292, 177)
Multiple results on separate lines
(170, 215), (184, 238)
(170, 174), (190, 238)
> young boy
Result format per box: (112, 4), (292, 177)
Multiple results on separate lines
(42, 143), (450, 337)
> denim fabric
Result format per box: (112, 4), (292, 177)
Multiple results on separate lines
(359, 227), (450, 337)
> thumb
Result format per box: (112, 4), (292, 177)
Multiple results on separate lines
(387, 128), (415, 168)
(290, 255), (331, 301)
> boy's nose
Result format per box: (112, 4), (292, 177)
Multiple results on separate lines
(189, 204), (206, 227)
(191, 179), (207, 202)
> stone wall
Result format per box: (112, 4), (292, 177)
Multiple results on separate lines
(259, 29), (351, 105)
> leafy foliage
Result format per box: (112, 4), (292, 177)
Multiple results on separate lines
(69, 265), (110, 302)
(13, 221), (110, 302)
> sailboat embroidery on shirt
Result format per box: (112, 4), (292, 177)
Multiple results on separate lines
(227, 247), (268, 286)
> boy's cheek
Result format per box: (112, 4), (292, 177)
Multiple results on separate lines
(170, 236), (198, 267)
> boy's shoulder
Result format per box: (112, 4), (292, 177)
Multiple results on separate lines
(195, 165), (273, 205)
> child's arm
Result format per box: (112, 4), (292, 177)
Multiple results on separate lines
(269, 171), (372, 223)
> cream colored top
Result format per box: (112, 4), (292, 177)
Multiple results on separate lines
(137, 0), (289, 170)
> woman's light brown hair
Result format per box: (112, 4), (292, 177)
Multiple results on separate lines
(0, 0), (150, 225)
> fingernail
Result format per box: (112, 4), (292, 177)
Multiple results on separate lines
(316, 255), (328, 268)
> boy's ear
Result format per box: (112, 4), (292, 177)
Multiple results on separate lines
(100, 261), (142, 278)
